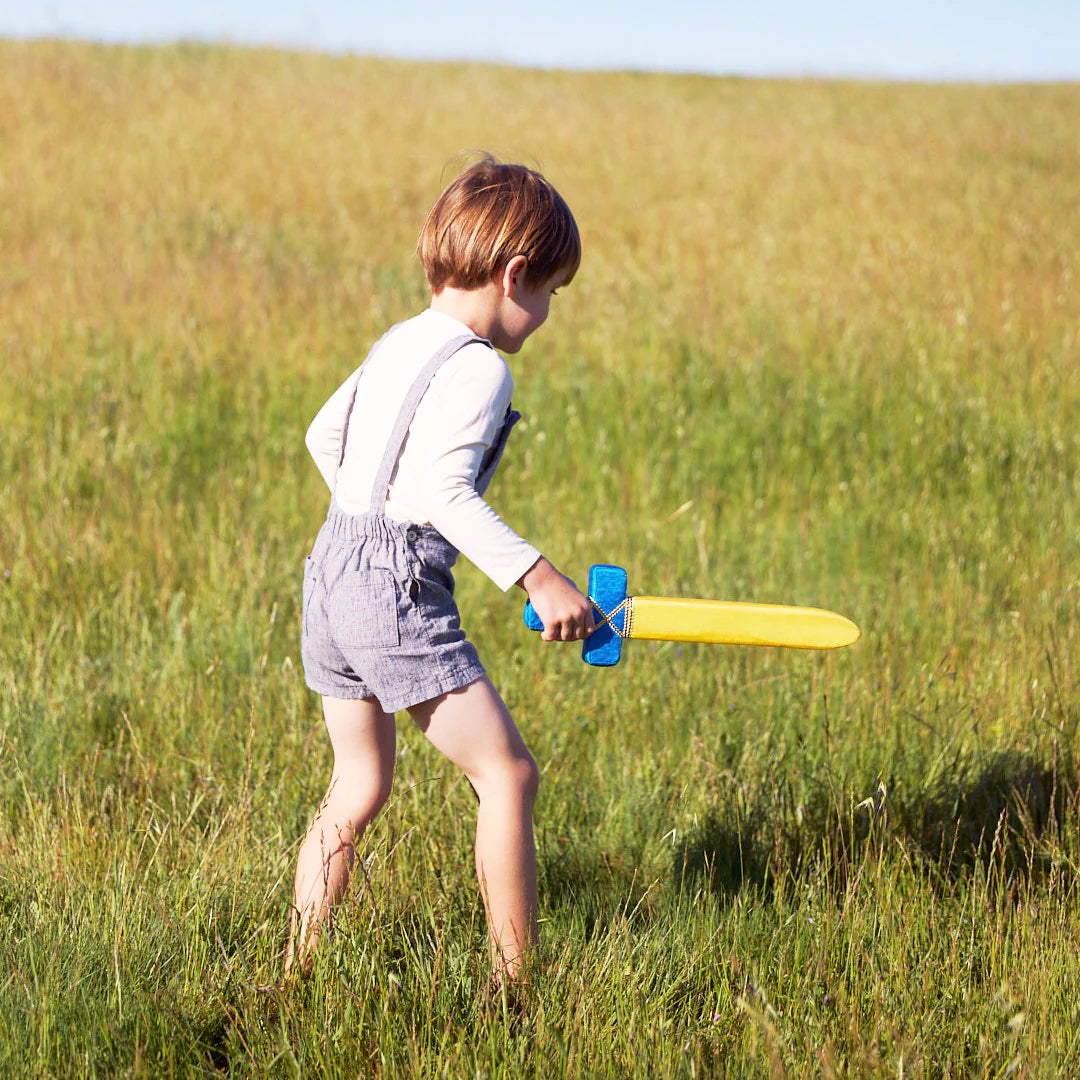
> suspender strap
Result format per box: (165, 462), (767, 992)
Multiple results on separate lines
(474, 407), (521, 497)
(367, 333), (491, 513)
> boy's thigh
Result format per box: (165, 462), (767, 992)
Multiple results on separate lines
(321, 695), (397, 765)
(408, 677), (534, 782)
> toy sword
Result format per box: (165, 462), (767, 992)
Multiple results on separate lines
(523, 564), (860, 666)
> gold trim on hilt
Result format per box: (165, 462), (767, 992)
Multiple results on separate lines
(589, 595), (633, 638)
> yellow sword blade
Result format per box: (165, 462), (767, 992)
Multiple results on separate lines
(627, 596), (860, 650)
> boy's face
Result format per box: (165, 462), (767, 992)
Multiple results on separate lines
(493, 265), (570, 354)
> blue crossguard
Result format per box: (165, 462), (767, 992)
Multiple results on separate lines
(523, 563), (630, 667)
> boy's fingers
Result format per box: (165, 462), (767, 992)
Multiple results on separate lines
(540, 620), (578, 643)
(536, 599), (594, 643)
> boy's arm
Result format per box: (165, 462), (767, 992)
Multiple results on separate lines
(304, 367), (362, 491)
(409, 350), (549, 591)
(421, 462), (542, 591)
(423, 469), (592, 637)
(412, 348), (591, 637)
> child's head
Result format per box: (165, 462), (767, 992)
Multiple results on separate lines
(417, 156), (580, 295)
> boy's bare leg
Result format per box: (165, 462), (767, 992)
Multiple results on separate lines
(285, 695), (397, 976)
(409, 677), (540, 982)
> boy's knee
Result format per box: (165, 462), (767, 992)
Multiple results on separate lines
(329, 772), (393, 820)
(368, 771), (396, 814)
(470, 751), (539, 804)
(511, 753), (540, 801)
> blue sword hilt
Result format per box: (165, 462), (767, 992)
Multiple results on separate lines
(522, 563), (630, 667)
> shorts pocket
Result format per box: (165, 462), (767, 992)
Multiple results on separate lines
(328, 569), (401, 650)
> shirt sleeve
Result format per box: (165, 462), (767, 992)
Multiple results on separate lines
(305, 366), (362, 492)
(410, 347), (541, 592)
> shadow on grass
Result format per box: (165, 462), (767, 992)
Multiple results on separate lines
(541, 837), (664, 940)
(673, 748), (1076, 898)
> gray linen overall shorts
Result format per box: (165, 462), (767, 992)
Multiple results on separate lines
(301, 332), (521, 713)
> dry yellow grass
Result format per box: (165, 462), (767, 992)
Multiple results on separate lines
(4, 41), (1076, 379)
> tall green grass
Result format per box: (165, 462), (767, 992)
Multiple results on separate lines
(1, 39), (1078, 1077)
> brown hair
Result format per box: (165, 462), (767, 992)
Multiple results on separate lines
(417, 156), (580, 294)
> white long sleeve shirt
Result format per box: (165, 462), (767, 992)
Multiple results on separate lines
(305, 309), (541, 592)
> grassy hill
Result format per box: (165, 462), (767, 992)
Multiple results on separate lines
(1, 39), (1078, 1078)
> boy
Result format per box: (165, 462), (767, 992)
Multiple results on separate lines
(288, 156), (593, 983)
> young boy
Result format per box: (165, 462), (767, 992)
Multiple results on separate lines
(288, 156), (594, 982)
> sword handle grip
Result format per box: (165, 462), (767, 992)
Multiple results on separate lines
(522, 563), (628, 666)
(522, 600), (545, 632)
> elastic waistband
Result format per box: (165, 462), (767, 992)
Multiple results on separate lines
(322, 501), (447, 547)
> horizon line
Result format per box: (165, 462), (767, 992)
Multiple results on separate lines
(5, 32), (1079, 86)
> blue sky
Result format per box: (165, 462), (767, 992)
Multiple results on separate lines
(5, 1), (1079, 81)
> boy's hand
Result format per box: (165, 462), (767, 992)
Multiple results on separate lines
(518, 557), (595, 642)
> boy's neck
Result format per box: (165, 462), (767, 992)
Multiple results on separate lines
(429, 283), (502, 343)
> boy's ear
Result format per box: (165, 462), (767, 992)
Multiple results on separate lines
(500, 254), (529, 297)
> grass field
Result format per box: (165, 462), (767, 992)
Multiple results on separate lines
(1, 39), (1078, 1078)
